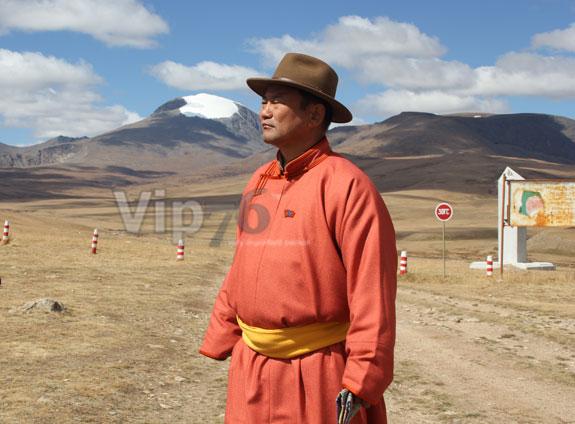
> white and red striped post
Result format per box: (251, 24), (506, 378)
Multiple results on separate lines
(176, 239), (185, 261)
(486, 255), (493, 277)
(2, 220), (9, 244)
(91, 229), (98, 254)
(399, 250), (408, 275)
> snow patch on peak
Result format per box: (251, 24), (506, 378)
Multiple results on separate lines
(179, 93), (239, 119)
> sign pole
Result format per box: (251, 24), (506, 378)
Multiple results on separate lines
(499, 174), (506, 279)
(434, 202), (453, 279)
(442, 221), (446, 278)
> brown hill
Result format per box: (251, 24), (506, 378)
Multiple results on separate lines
(322, 112), (575, 194)
(330, 112), (575, 163)
(0, 136), (88, 168)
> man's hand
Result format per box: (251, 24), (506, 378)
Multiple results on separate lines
(336, 389), (369, 424)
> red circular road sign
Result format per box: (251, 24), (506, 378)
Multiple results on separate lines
(435, 202), (454, 222)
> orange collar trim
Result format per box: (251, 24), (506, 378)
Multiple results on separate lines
(253, 137), (331, 198)
(276, 137), (331, 179)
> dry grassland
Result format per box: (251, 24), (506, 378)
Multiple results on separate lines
(0, 187), (573, 423)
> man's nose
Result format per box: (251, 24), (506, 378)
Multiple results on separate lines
(260, 101), (272, 118)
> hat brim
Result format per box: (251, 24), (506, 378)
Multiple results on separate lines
(246, 77), (353, 124)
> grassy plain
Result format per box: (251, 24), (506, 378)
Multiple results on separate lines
(0, 182), (573, 423)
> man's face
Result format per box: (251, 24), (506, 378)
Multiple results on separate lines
(259, 85), (309, 148)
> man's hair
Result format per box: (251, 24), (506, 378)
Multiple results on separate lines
(298, 90), (333, 132)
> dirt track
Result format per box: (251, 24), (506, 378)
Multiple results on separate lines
(389, 282), (575, 423)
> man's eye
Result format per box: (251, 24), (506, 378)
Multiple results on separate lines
(261, 98), (280, 105)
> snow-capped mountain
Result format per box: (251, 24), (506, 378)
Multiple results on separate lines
(148, 93), (262, 153)
(178, 93), (242, 119)
(0, 93), (264, 171)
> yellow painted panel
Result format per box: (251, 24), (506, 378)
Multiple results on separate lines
(509, 181), (575, 227)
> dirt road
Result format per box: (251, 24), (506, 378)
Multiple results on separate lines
(388, 281), (575, 423)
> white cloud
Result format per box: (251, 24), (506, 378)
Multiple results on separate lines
(0, 48), (101, 90)
(356, 90), (509, 117)
(0, 0), (168, 48)
(0, 49), (142, 141)
(355, 57), (475, 90)
(149, 60), (262, 91)
(248, 15), (445, 68)
(353, 51), (575, 118)
(471, 52), (575, 98)
(245, 16), (494, 95)
(249, 16), (575, 119)
(532, 23), (575, 52)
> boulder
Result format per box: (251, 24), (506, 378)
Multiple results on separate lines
(18, 298), (66, 313)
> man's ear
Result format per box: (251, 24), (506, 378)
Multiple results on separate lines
(307, 103), (326, 128)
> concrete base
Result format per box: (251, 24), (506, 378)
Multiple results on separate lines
(469, 261), (555, 271)
(512, 262), (555, 271)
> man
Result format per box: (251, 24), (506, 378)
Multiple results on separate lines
(200, 53), (397, 423)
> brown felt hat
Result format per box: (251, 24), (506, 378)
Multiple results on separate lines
(246, 53), (353, 123)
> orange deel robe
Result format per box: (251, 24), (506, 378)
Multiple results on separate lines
(200, 137), (397, 423)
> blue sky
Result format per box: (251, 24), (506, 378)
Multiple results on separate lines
(1, 0), (575, 146)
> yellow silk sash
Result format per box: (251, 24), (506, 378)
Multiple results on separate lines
(237, 316), (350, 359)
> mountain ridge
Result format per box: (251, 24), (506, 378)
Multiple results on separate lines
(2, 97), (574, 169)
(329, 111), (575, 164)
(1, 95), (574, 199)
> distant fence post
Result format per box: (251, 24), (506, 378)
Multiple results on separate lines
(1, 220), (9, 244)
(399, 251), (407, 275)
(91, 229), (98, 254)
(176, 239), (185, 261)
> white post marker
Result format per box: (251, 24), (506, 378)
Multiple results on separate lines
(2, 220), (9, 243)
(434, 202), (453, 277)
(176, 239), (185, 261)
(486, 255), (493, 277)
(399, 250), (407, 275)
(399, 251), (408, 275)
(91, 229), (98, 254)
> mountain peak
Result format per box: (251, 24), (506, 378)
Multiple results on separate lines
(178, 93), (240, 119)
